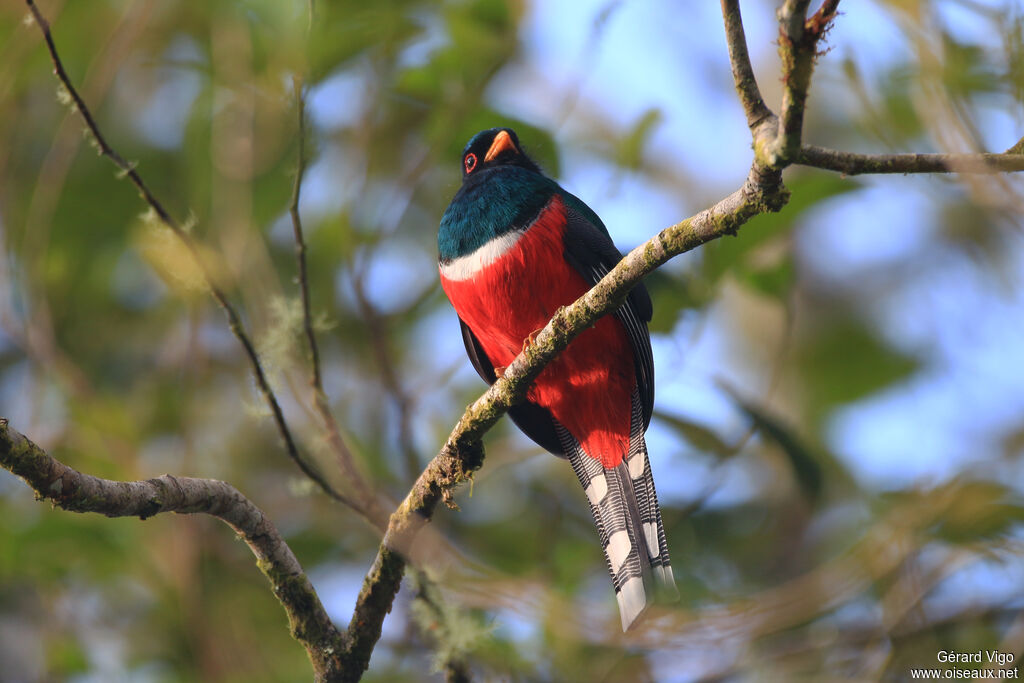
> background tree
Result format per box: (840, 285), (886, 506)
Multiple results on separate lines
(2, 0), (1024, 681)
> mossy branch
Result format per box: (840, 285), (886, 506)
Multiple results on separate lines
(797, 145), (1024, 175)
(0, 419), (349, 681)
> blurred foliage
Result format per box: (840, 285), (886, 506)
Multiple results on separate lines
(1, 0), (1023, 681)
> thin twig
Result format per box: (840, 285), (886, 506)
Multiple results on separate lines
(807, 0), (841, 35)
(24, 0), (360, 513)
(279, 6), (381, 523)
(408, 568), (474, 683)
(289, 76), (322, 391)
(770, 0), (840, 165)
(720, 0), (774, 131)
(797, 145), (1024, 174)
(0, 419), (347, 680)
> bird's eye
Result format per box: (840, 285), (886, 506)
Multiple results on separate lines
(464, 153), (477, 174)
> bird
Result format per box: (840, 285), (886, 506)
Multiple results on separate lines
(437, 127), (676, 630)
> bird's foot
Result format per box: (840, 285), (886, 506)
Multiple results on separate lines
(521, 328), (543, 354)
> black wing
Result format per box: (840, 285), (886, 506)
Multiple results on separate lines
(561, 205), (655, 430)
(459, 319), (563, 454)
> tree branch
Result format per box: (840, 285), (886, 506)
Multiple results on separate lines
(286, 76), (381, 521)
(290, 77), (321, 393)
(797, 144), (1024, 175)
(769, 0), (840, 165)
(0, 418), (348, 680)
(24, 0), (363, 514)
(720, 0), (775, 131)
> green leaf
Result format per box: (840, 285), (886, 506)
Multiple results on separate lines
(940, 34), (1002, 96)
(643, 269), (713, 333)
(876, 66), (925, 142)
(655, 409), (736, 458)
(796, 320), (919, 420)
(737, 254), (795, 301)
(727, 392), (824, 501)
(614, 108), (663, 170)
(702, 173), (859, 285)
(930, 481), (1024, 544)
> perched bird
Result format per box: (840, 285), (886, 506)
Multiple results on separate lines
(437, 128), (676, 630)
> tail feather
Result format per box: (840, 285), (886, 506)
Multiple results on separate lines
(625, 441), (677, 594)
(557, 391), (676, 631)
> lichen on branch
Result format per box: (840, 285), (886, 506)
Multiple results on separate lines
(0, 419), (348, 680)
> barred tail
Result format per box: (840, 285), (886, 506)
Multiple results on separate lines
(557, 394), (676, 631)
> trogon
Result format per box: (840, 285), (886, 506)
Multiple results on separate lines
(437, 128), (677, 630)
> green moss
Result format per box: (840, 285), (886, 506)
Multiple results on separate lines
(753, 135), (776, 168)
(255, 555), (344, 672)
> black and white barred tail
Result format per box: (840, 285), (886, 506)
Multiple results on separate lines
(556, 392), (676, 631)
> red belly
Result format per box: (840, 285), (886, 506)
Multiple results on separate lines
(440, 195), (635, 467)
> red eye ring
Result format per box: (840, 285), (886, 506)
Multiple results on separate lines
(464, 153), (477, 174)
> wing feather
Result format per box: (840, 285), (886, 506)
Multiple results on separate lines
(453, 194), (655, 451)
(561, 204), (655, 429)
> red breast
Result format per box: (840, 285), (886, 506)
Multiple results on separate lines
(440, 195), (636, 467)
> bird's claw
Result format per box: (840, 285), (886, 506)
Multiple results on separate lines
(521, 328), (543, 354)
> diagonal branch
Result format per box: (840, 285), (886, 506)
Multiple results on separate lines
(24, 0), (362, 514)
(343, 0), (1021, 673)
(0, 418), (347, 680)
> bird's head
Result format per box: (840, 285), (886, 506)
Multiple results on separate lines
(460, 127), (542, 179)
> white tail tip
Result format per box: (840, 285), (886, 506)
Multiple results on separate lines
(616, 576), (648, 631)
